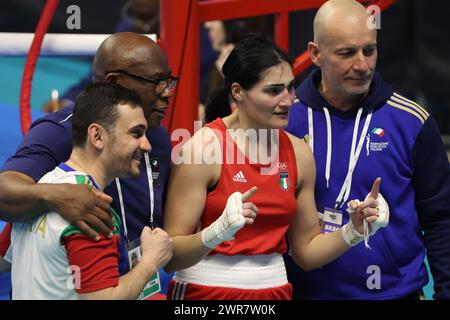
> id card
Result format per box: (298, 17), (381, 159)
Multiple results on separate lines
(317, 211), (324, 228)
(128, 238), (161, 300)
(321, 207), (343, 234)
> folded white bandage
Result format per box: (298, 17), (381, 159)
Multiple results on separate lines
(341, 217), (364, 247)
(201, 192), (245, 249)
(362, 192), (389, 249)
(343, 193), (390, 249)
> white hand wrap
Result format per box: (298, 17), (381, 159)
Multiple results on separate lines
(201, 192), (245, 249)
(365, 192), (390, 233)
(344, 193), (390, 249)
(341, 204), (365, 247)
(362, 192), (389, 249)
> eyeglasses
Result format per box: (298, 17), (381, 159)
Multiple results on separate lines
(108, 70), (178, 93)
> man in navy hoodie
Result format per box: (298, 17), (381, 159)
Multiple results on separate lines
(285, 0), (450, 299)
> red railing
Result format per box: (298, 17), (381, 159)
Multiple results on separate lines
(20, 0), (60, 135)
(160, 0), (395, 134)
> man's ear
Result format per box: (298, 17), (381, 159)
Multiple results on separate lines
(308, 41), (321, 67)
(87, 123), (106, 150)
(231, 82), (243, 102)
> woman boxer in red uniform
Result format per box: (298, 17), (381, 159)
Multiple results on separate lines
(163, 33), (386, 300)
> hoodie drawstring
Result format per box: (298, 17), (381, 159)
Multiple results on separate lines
(307, 107), (314, 153)
(345, 108), (363, 203)
(307, 107), (372, 207)
(323, 107), (332, 189)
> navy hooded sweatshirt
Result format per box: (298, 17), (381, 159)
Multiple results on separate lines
(285, 69), (450, 299)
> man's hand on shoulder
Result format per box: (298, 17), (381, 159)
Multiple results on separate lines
(46, 184), (114, 241)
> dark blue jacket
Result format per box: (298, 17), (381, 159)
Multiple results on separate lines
(285, 69), (450, 299)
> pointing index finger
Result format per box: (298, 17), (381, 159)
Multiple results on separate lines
(369, 177), (381, 200)
(241, 186), (257, 202)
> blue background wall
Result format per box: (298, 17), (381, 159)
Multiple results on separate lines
(0, 56), (90, 299)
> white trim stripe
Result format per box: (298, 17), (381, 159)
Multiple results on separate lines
(171, 281), (187, 300)
(391, 96), (428, 119)
(58, 113), (73, 123)
(393, 92), (429, 117)
(387, 100), (425, 124)
(179, 282), (187, 300)
(172, 281), (180, 300)
(391, 94), (429, 119)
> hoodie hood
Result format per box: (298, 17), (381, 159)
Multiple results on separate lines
(296, 68), (393, 118)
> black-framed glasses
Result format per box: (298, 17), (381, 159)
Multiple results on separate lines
(108, 70), (178, 92)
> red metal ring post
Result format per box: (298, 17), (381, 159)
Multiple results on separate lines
(159, 0), (395, 133)
(20, 0), (59, 135)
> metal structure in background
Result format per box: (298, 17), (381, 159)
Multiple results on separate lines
(160, 0), (395, 135)
(20, 0), (59, 135)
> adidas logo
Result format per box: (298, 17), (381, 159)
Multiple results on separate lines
(233, 170), (247, 183)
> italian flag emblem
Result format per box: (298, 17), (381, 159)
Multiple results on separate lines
(371, 127), (385, 137)
(279, 171), (289, 191)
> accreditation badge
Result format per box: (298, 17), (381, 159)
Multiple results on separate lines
(128, 238), (161, 300)
(149, 157), (161, 187)
(321, 207), (343, 234)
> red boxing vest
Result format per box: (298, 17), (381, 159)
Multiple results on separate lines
(203, 118), (298, 255)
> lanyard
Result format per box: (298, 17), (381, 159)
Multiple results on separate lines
(335, 108), (372, 208)
(144, 153), (155, 228)
(307, 107), (372, 208)
(115, 152), (155, 243)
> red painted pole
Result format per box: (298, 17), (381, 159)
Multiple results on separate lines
(159, 0), (396, 136)
(274, 12), (289, 52)
(293, 51), (312, 76)
(20, 0), (59, 135)
(160, 0), (199, 135)
(199, 0), (327, 21)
